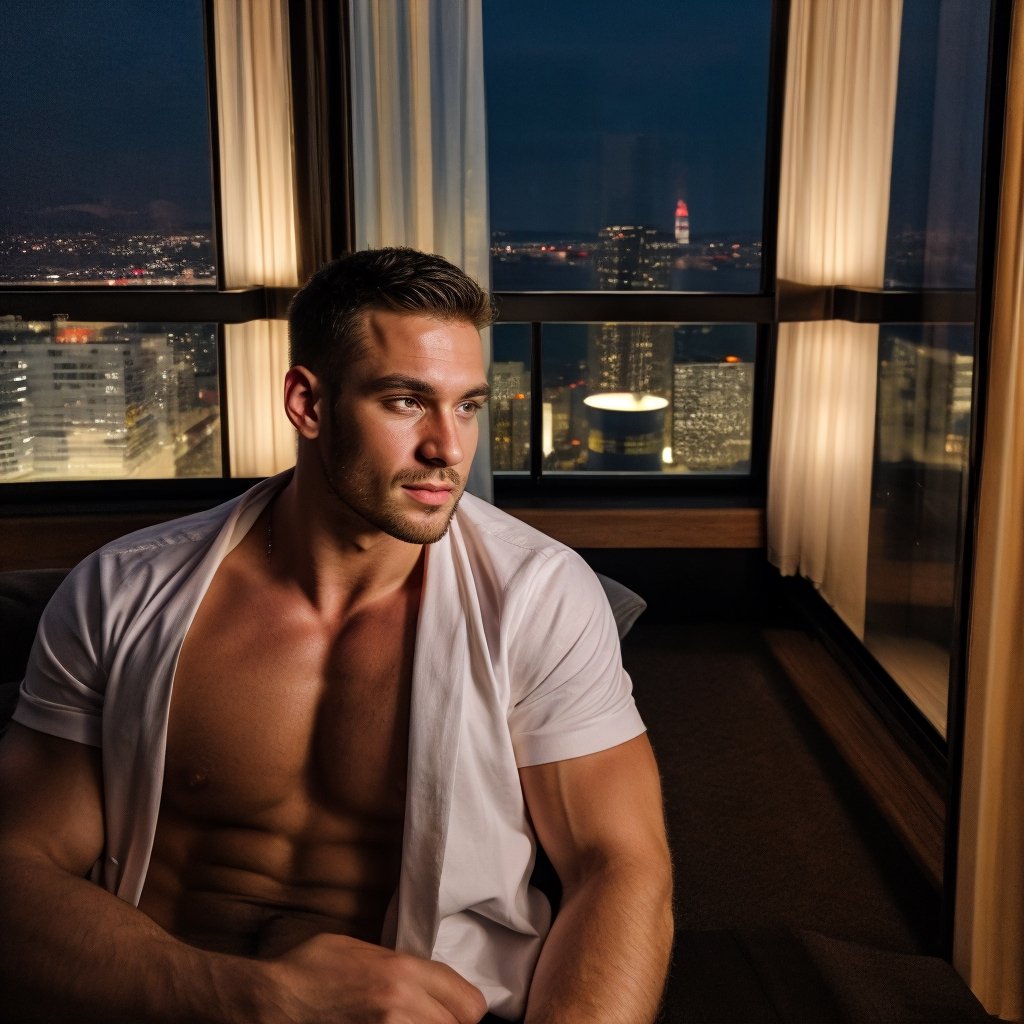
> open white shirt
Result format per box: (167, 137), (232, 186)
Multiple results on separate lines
(15, 472), (646, 1018)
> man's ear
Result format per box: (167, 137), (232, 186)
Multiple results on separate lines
(284, 366), (325, 439)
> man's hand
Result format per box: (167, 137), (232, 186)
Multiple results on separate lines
(0, 724), (487, 1024)
(263, 933), (488, 1024)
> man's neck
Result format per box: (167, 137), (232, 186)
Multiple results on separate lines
(266, 474), (427, 621)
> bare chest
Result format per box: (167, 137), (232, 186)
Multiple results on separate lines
(162, 575), (416, 831)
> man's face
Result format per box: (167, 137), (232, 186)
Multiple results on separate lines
(318, 309), (489, 545)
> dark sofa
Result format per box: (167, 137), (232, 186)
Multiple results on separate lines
(0, 569), (69, 732)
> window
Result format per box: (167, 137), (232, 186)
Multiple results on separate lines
(485, 1), (771, 294)
(864, 0), (993, 737)
(0, 320), (221, 482)
(865, 324), (972, 735)
(492, 322), (756, 475)
(484, 0), (776, 485)
(1, 1), (223, 484)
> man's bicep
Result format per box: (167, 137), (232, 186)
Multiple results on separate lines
(0, 722), (104, 876)
(519, 734), (670, 890)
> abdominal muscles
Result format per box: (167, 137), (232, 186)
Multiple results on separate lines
(138, 797), (405, 958)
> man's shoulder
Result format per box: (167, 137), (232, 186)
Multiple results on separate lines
(73, 477), (276, 597)
(452, 494), (645, 639)
(101, 499), (237, 557)
(451, 492), (597, 598)
(90, 496), (240, 572)
(454, 492), (572, 562)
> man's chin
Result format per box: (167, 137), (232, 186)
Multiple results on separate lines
(387, 519), (455, 545)
(378, 496), (461, 545)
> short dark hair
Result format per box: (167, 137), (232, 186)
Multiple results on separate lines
(288, 247), (494, 393)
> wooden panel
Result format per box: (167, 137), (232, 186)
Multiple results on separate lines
(502, 507), (766, 549)
(0, 505), (766, 570)
(762, 627), (945, 890)
(0, 515), (170, 571)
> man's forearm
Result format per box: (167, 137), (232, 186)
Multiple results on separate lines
(524, 860), (674, 1024)
(0, 851), (265, 1024)
(0, 851), (488, 1024)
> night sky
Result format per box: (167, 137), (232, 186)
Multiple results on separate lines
(1, 0), (212, 231)
(0, 0), (988, 257)
(484, 0), (773, 239)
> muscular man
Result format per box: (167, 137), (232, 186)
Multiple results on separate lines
(0, 248), (673, 1023)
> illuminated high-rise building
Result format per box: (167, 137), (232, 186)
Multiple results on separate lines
(0, 346), (33, 479)
(587, 226), (673, 469)
(0, 320), (44, 479)
(23, 325), (160, 478)
(591, 226), (673, 398)
(490, 360), (531, 471)
(674, 199), (690, 245)
(0, 320), (221, 481)
(595, 225), (670, 290)
(672, 360), (753, 470)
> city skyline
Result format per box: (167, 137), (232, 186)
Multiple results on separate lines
(2, 2), (984, 291)
(0, 2), (986, 483)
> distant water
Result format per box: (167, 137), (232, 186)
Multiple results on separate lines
(492, 258), (761, 294)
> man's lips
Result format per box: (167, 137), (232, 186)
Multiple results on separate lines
(401, 483), (455, 506)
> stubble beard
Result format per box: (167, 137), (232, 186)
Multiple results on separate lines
(319, 446), (465, 545)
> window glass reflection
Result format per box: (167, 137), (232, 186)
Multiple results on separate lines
(864, 324), (973, 735)
(0, 320), (221, 481)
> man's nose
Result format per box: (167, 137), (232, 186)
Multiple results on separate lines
(417, 411), (465, 467)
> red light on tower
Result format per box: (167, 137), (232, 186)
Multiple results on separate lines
(674, 199), (690, 244)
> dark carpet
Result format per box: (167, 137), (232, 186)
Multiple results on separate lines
(621, 620), (992, 1023)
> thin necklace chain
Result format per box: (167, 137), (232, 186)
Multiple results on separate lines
(265, 496), (275, 561)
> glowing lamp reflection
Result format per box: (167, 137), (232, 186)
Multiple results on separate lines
(583, 393), (669, 413)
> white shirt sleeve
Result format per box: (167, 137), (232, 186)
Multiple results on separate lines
(506, 549), (646, 767)
(13, 556), (106, 748)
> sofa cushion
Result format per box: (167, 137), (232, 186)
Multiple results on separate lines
(0, 569), (69, 730)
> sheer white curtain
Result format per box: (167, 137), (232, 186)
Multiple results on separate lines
(349, 0), (492, 499)
(213, 0), (299, 477)
(954, 4), (1024, 1017)
(768, 0), (902, 635)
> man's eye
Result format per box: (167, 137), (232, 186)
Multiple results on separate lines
(386, 397), (421, 412)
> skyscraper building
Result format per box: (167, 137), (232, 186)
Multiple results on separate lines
(674, 199), (690, 245)
(591, 226), (671, 404)
(0, 344), (33, 479)
(0, 320), (222, 481)
(591, 226), (673, 399)
(13, 323), (162, 478)
(490, 360), (531, 471)
(595, 225), (670, 291)
(587, 226), (674, 469)
(672, 360), (753, 470)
